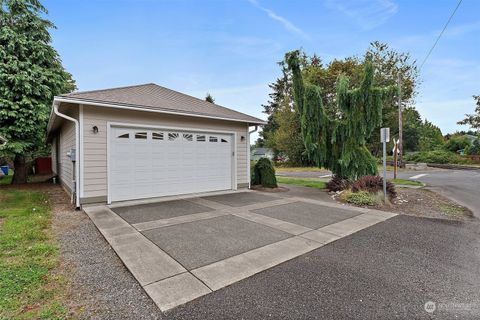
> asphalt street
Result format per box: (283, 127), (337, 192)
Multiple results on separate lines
(167, 215), (480, 319)
(392, 169), (480, 218)
(277, 168), (480, 217)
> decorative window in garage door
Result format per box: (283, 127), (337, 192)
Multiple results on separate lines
(168, 132), (179, 141)
(196, 135), (206, 142)
(152, 132), (164, 140)
(183, 133), (193, 141)
(209, 136), (218, 142)
(135, 132), (147, 139)
(117, 133), (129, 139)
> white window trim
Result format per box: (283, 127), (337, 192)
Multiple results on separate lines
(106, 121), (237, 204)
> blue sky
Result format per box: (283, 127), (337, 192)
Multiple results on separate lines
(45, 0), (479, 138)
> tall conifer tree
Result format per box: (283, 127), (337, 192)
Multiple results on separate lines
(0, 0), (75, 183)
(286, 50), (397, 180)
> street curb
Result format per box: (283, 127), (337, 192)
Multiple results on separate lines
(426, 163), (480, 171)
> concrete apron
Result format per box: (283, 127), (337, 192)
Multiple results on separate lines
(83, 193), (397, 312)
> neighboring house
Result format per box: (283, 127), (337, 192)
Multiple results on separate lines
(46, 83), (265, 207)
(465, 134), (479, 144)
(250, 147), (274, 161)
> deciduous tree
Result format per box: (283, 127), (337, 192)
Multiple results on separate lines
(458, 95), (480, 131)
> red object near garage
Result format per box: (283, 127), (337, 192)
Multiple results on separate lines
(35, 157), (52, 175)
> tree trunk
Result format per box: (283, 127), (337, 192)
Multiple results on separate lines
(12, 154), (28, 184)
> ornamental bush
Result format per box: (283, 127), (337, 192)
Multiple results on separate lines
(344, 191), (379, 206)
(326, 175), (351, 192)
(351, 175), (396, 199)
(251, 158), (278, 188)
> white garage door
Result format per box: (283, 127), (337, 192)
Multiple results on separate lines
(109, 126), (234, 202)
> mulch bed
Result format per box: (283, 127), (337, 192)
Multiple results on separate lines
(335, 188), (473, 221)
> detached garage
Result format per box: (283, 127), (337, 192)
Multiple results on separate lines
(46, 83), (265, 207)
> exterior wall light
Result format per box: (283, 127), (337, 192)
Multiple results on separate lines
(92, 126), (99, 134)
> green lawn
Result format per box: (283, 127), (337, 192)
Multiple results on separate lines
(0, 169), (14, 185)
(276, 176), (327, 190)
(389, 178), (424, 187)
(274, 166), (328, 173)
(0, 189), (67, 319)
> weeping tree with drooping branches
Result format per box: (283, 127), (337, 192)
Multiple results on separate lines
(286, 50), (397, 180)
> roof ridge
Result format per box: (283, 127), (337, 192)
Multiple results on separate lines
(63, 83), (156, 96)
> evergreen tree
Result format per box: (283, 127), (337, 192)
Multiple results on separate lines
(418, 120), (444, 151)
(286, 50), (397, 180)
(0, 0), (75, 183)
(205, 93), (215, 103)
(258, 61), (291, 153)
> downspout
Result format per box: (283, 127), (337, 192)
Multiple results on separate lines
(53, 102), (80, 208)
(247, 125), (259, 188)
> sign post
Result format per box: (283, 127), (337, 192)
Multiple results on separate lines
(380, 128), (390, 203)
(393, 139), (399, 179)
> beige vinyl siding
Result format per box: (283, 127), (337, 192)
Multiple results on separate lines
(51, 137), (57, 174)
(58, 119), (76, 192)
(52, 104), (79, 195)
(82, 104), (249, 199)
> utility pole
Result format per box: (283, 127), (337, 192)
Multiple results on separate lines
(397, 73), (403, 167)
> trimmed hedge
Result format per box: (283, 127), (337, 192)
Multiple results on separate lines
(404, 150), (471, 164)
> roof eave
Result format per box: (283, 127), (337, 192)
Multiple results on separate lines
(54, 96), (267, 125)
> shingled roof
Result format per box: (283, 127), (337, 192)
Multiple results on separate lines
(59, 83), (265, 124)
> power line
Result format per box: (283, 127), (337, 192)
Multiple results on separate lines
(419, 0), (463, 71)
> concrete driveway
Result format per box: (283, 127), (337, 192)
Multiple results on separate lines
(83, 190), (396, 312)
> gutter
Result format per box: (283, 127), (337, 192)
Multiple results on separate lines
(53, 102), (80, 208)
(249, 125), (259, 135)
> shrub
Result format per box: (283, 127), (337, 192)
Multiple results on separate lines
(345, 191), (379, 206)
(326, 175), (351, 192)
(404, 150), (471, 164)
(351, 175), (397, 199)
(251, 158), (278, 188)
(468, 140), (480, 155)
(444, 135), (471, 153)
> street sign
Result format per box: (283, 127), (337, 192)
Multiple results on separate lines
(380, 127), (390, 143)
(392, 139), (400, 154)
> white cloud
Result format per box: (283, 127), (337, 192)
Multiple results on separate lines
(248, 0), (310, 40)
(324, 0), (398, 30)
